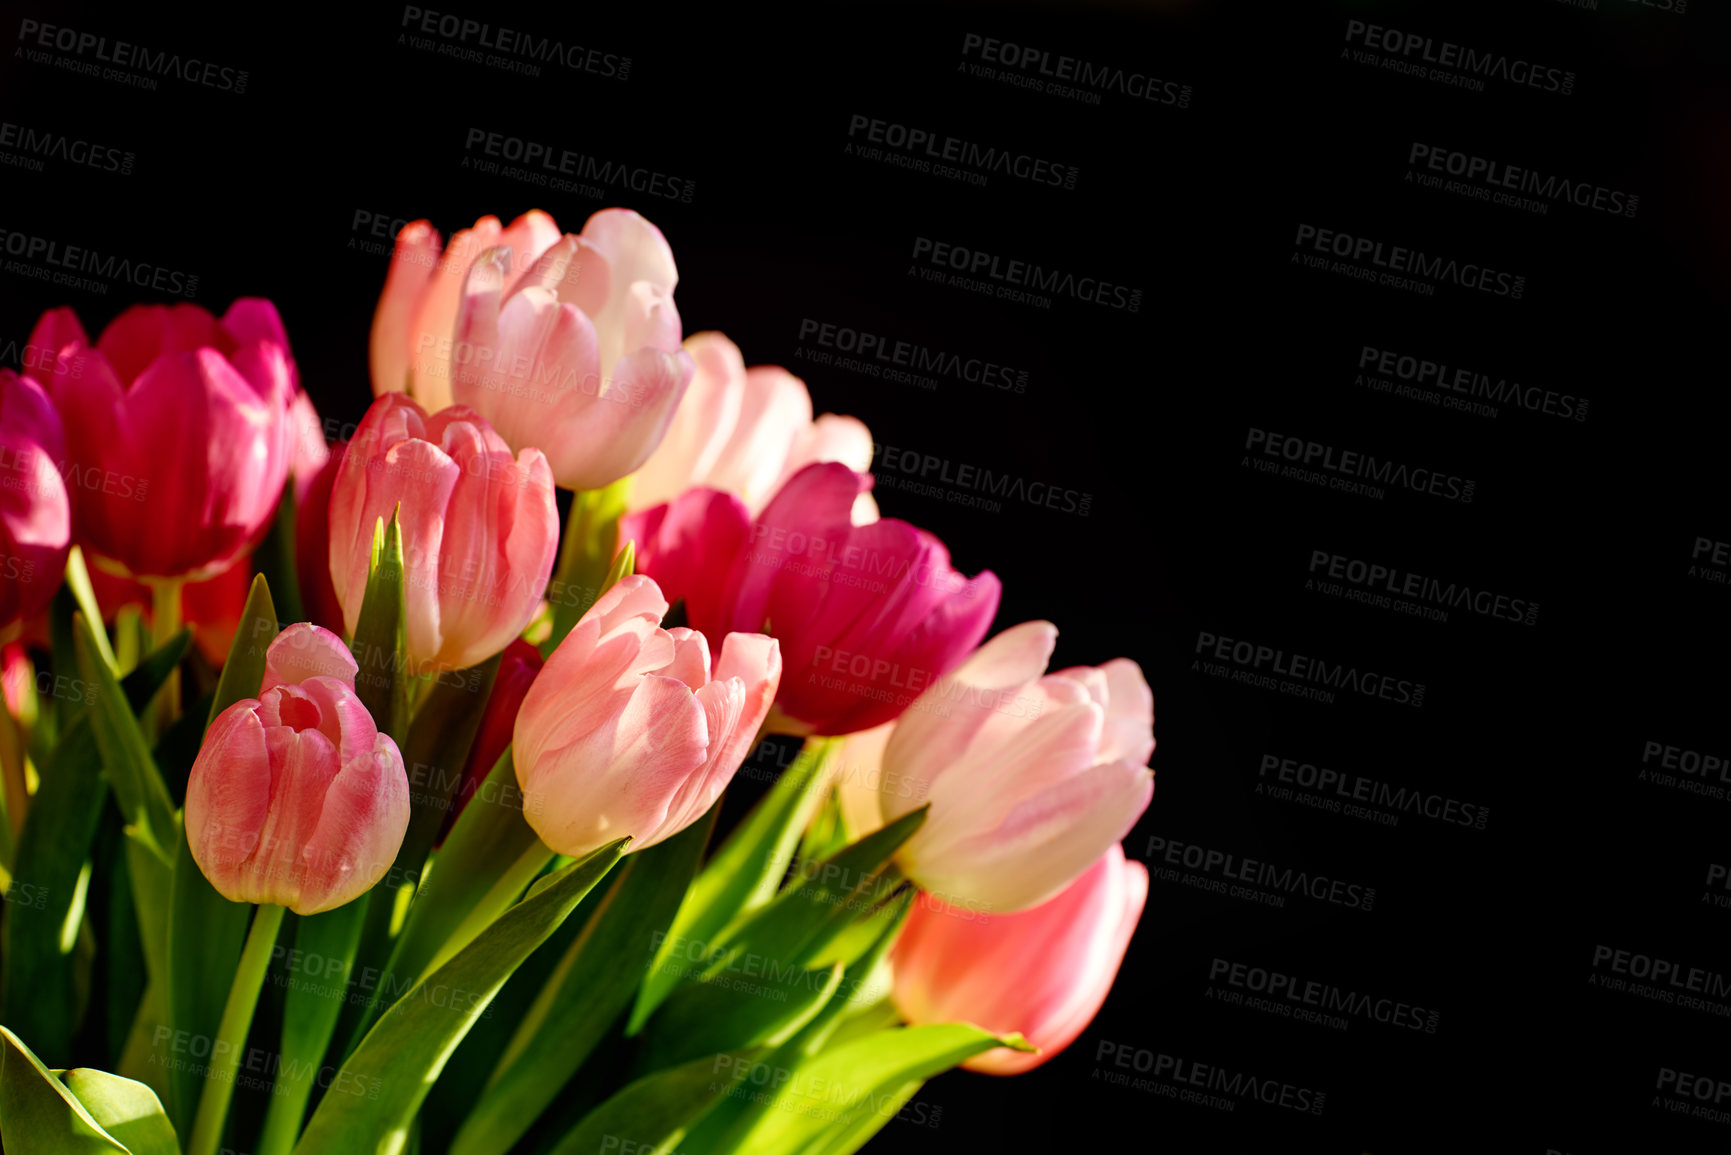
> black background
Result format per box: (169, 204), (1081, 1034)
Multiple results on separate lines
(4, 0), (1730, 1150)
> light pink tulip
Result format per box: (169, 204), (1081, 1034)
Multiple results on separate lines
(447, 210), (693, 489)
(0, 372), (70, 629)
(629, 332), (873, 516)
(513, 574), (780, 858)
(861, 621), (1154, 913)
(328, 394), (558, 672)
(892, 843), (1147, 1075)
(30, 301), (294, 580)
(185, 624), (409, 914)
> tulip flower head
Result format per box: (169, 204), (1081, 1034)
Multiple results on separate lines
(30, 301), (294, 580)
(0, 371), (71, 628)
(892, 843), (1148, 1075)
(628, 331), (874, 517)
(328, 393), (559, 673)
(843, 621), (1154, 914)
(185, 624), (409, 915)
(513, 574), (780, 858)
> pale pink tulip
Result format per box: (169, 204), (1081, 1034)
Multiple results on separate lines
(328, 394), (558, 673)
(447, 210), (692, 488)
(513, 574), (779, 858)
(892, 843), (1147, 1075)
(185, 624), (409, 914)
(629, 332), (873, 516)
(864, 621), (1154, 913)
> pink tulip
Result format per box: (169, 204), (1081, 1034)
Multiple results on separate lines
(618, 487), (753, 634)
(31, 301), (293, 580)
(637, 462), (998, 736)
(513, 574), (780, 858)
(629, 332), (873, 516)
(328, 394), (558, 672)
(892, 843), (1147, 1075)
(447, 210), (693, 489)
(441, 637), (543, 843)
(185, 624), (409, 914)
(0, 372), (70, 629)
(864, 620), (1154, 913)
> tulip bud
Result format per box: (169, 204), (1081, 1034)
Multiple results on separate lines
(328, 394), (558, 673)
(185, 624), (409, 914)
(513, 574), (779, 858)
(892, 843), (1147, 1075)
(839, 621), (1155, 914)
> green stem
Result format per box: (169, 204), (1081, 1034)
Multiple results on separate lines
(146, 577), (185, 739)
(0, 682), (27, 841)
(187, 902), (286, 1155)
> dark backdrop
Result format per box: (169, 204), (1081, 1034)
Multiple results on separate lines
(4, 1), (1729, 1151)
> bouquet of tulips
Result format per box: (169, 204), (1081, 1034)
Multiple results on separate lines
(0, 208), (1156, 1155)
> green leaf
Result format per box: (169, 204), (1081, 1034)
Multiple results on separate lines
(291, 840), (629, 1155)
(544, 1047), (763, 1155)
(254, 900), (369, 1155)
(63, 547), (117, 675)
(60, 1068), (181, 1155)
(0, 1026), (129, 1153)
(74, 614), (177, 858)
(351, 511), (410, 745)
(694, 807), (926, 986)
(207, 574), (279, 729)
(448, 811), (714, 1155)
(802, 1080), (923, 1155)
(630, 737), (837, 1033)
(698, 1024), (1029, 1155)
(0, 631), (187, 1067)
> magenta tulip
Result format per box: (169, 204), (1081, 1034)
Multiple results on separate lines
(185, 624), (409, 914)
(513, 574), (780, 858)
(854, 620), (1154, 913)
(447, 209), (693, 489)
(618, 487), (754, 635)
(892, 843), (1148, 1075)
(0, 372), (70, 628)
(30, 301), (293, 580)
(636, 462), (999, 736)
(629, 332), (873, 516)
(329, 394), (558, 673)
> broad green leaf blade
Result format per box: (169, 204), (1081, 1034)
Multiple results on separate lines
(545, 1047), (762, 1155)
(60, 1068), (181, 1155)
(638, 961), (842, 1077)
(698, 808), (926, 984)
(207, 574), (279, 729)
(631, 737), (837, 1033)
(0, 1026), (128, 1154)
(63, 547), (117, 674)
(803, 1079), (924, 1155)
(291, 840), (629, 1155)
(449, 810), (714, 1155)
(75, 614), (177, 857)
(352, 512), (409, 745)
(703, 1024), (1030, 1155)
(255, 899), (369, 1155)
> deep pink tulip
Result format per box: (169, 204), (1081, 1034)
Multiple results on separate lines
(629, 332), (873, 517)
(618, 487), (753, 634)
(328, 394), (558, 672)
(185, 624), (409, 914)
(858, 620), (1154, 913)
(0, 372), (71, 629)
(892, 843), (1147, 1075)
(440, 637), (543, 843)
(513, 574), (780, 858)
(638, 462), (999, 736)
(30, 302), (293, 580)
(446, 209), (694, 489)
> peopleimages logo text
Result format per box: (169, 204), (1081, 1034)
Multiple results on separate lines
(16, 19), (248, 93)
(1408, 143), (1636, 218)
(911, 238), (1140, 311)
(1358, 345), (1587, 422)
(1195, 630), (1425, 708)
(847, 115), (1078, 189)
(1344, 20), (1575, 95)
(1294, 224), (1525, 299)
(1246, 428), (1476, 504)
